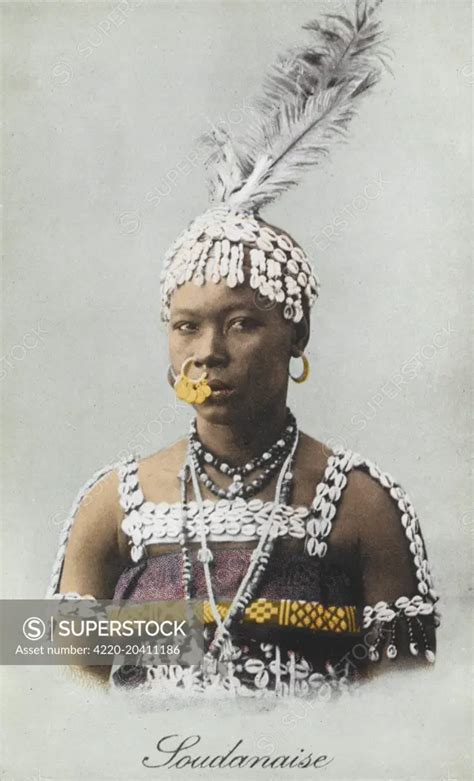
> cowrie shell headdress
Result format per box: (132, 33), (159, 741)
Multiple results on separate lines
(160, 206), (319, 324)
(159, 2), (386, 323)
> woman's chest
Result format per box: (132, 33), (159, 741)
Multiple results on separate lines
(115, 537), (361, 606)
(119, 494), (357, 558)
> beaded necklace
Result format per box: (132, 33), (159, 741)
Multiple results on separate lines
(188, 411), (297, 500)
(178, 419), (299, 674)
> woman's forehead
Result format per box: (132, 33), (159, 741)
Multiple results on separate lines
(170, 278), (274, 317)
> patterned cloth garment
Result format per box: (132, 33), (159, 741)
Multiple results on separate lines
(48, 447), (440, 699)
(111, 545), (363, 697)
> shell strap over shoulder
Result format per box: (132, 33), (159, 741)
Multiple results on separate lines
(303, 448), (440, 664)
(46, 459), (124, 598)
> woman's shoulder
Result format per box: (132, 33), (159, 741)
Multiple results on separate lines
(299, 437), (438, 611)
(136, 438), (188, 474)
(122, 438), (188, 504)
(297, 431), (396, 497)
(298, 432), (419, 536)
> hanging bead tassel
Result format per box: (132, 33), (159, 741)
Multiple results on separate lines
(406, 617), (419, 656)
(368, 645), (380, 662)
(178, 464), (192, 600)
(385, 618), (398, 659)
(415, 616), (436, 663)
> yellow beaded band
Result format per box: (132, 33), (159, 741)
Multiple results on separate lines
(203, 598), (359, 634)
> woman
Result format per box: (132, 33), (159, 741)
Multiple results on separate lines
(47, 1), (439, 697)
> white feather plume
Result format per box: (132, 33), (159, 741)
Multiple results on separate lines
(199, 0), (389, 214)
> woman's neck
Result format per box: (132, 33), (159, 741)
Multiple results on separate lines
(195, 404), (291, 466)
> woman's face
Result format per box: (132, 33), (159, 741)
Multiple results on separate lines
(168, 277), (305, 425)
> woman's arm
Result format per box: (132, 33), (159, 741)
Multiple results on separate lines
(57, 470), (126, 598)
(348, 468), (438, 677)
(52, 468), (127, 686)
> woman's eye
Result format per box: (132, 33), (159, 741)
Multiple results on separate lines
(229, 318), (260, 332)
(174, 322), (198, 333)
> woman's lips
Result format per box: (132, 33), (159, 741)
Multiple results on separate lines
(208, 379), (233, 391)
(207, 379), (236, 399)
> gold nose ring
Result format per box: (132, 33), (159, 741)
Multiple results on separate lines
(173, 357), (213, 405)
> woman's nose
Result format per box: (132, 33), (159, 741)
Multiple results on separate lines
(193, 327), (228, 369)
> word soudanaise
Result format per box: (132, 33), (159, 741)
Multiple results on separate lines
(142, 735), (334, 771)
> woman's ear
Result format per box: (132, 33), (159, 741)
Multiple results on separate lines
(167, 365), (177, 389)
(290, 314), (310, 358)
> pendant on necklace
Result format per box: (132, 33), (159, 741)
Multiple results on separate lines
(228, 474), (243, 498)
(219, 636), (240, 663)
(202, 652), (218, 677)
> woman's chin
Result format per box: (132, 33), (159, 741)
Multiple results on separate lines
(194, 396), (243, 424)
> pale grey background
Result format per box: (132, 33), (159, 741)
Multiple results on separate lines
(1, 0), (472, 779)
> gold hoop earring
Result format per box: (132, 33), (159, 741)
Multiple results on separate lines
(173, 357), (212, 404)
(289, 353), (310, 384)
